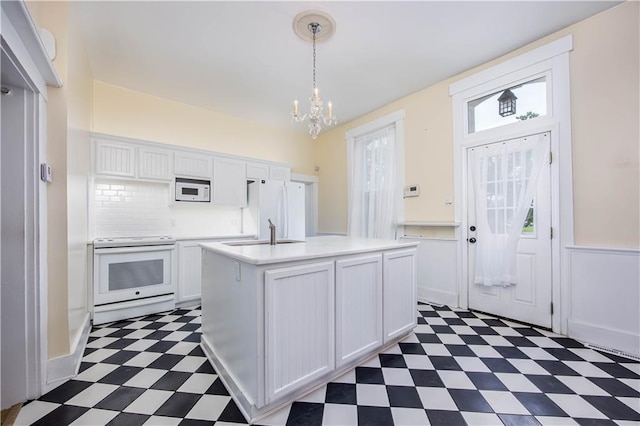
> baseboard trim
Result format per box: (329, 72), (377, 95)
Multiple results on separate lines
(418, 287), (458, 308)
(568, 319), (640, 358)
(44, 313), (91, 393)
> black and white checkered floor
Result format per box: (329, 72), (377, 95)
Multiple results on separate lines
(15, 303), (640, 425)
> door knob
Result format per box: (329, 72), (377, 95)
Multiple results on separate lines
(470, 226), (476, 231)
(468, 237), (477, 243)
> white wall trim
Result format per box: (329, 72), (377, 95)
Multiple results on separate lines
(566, 245), (639, 357)
(345, 110), (406, 140)
(418, 289), (458, 308)
(569, 320), (640, 358)
(449, 35), (572, 96)
(44, 313), (91, 393)
(401, 237), (459, 307)
(565, 245), (640, 255)
(1, 1), (62, 91)
(451, 35), (574, 334)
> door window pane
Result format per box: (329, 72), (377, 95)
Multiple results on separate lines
(468, 76), (547, 133)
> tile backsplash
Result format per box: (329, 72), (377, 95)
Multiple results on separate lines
(92, 179), (243, 238)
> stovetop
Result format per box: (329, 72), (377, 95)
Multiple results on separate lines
(93, 236), (176, 248)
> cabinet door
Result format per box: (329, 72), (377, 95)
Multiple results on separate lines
(336, 254), (383, 367)
(265, 262), (335, 403)
(213, 157), (247, 206)
(246, 162), (269, 180)
(383, 249), (417, 343)
(269, 165), (290, 181)
(177, 242), (203, 303)
(95, 140), (136, 177)
(139, 147), (172, 181)
(174, 151), (213, 178)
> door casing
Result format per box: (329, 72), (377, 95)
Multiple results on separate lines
(450, 35), (575, 335)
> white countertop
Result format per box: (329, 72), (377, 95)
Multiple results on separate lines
(174, 234), (255, 242)
(200, 235), (420, 265)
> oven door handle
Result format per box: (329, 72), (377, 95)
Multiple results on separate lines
(94, 245), (176, 254)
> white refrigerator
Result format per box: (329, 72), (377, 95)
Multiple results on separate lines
(243, 179), (306, 240)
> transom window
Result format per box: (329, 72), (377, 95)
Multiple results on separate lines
(468, 76), (548, 134)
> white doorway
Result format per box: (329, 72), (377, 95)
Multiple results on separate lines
(0, 79), (41, 408)
(467, 133), (552, 328)
(0, 0), (60, 406)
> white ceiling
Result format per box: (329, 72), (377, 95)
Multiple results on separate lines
(73, 1), (620, 134)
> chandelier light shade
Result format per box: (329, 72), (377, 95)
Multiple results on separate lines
(498, 88), (517, 117)
(291, 11), (337, 140)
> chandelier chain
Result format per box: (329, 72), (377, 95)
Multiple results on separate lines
(312, 23), (317, 90)
(291, 20), (336, 139)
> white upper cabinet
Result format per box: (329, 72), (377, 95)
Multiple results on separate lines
(213, 157), (247, 207)
(138, 147), (173, 181)
(92, 133), (290, 186)
(174, 152), (213, 178)
(269, 165), (291, 181)
(246, 162), (269, 180)
(95, 140), (136, 178)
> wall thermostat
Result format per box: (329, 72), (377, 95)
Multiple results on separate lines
(404, 185), (420, 198)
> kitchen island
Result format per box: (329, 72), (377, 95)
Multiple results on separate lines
(200, 236), (419, 423)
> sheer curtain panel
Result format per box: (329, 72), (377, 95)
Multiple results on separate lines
(469, 133), (548, 286)
(347, 124), (399, 239)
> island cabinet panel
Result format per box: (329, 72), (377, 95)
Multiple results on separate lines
(264, 262), (335, 403)
(383, 249), (418, 343)
(335, 254), (383, 367)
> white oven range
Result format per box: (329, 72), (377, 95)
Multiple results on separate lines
(92, 236), (177, 325)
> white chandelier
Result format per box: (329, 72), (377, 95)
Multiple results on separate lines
(291, 12), (337, 140)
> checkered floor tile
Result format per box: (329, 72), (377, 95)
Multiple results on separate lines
(15, 303), (640, 425)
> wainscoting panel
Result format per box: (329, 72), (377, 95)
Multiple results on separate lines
(400, 237), (458, 307)
(567, 246), (640, 357)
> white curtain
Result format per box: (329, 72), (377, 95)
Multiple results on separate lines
(347, 124), (398, 239)
(470, 133), (548, 286)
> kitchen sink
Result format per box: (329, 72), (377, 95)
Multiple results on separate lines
(223, 239), (304, 246)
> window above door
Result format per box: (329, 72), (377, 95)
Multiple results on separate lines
(468, 75), (549, 134)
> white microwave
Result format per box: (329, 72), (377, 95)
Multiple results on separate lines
(175, 177), (210, 202)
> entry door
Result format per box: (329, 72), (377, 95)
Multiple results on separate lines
(467, 133), (552, 328)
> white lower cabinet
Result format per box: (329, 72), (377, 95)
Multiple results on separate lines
(264, 262), (335, 403)
(177, 241), (204, 303)
(383, 249), (418, 343)
(335, 254), (383, 367)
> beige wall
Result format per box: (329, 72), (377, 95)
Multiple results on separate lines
(92, 82), (316, 175)
(66, 4), (93, 346)
(28, 1), (94, 358)
(316, 2), (639, 248)
(35, 1), (71, 358)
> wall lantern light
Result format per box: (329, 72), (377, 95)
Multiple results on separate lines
(498, 89), (517, 117)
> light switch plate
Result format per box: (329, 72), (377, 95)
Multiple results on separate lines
(40, 163), (52, 182)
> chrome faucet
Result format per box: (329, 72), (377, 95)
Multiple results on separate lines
(267, 219), (276, 245)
